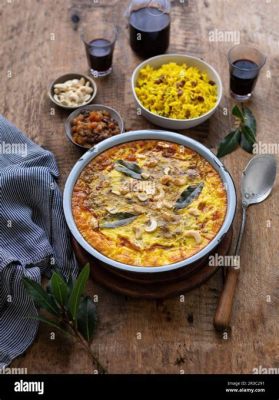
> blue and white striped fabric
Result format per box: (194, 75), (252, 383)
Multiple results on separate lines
(0, 115), (78, 368)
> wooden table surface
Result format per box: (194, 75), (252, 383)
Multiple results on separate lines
(2, 0), (279, 373)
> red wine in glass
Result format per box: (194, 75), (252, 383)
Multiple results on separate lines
(228, 45), (266, 101)
(81, 23), (117, 77)
(230, 59), (259, 97)
(86, 38), (114, 75)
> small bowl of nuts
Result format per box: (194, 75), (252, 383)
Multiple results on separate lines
(48, 73), (97, 109)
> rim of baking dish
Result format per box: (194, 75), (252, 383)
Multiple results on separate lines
(63, 130), (236, 274)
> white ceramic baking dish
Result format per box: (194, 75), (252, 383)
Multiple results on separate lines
(63, 130), (236, 274)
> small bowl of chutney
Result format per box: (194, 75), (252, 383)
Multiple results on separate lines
(65, 104), (124, 149)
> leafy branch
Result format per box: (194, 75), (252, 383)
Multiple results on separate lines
(217, 104), (257, 158)
(23, 264), (107, 374)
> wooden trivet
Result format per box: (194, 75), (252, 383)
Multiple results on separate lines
(72, 228), (232, 299)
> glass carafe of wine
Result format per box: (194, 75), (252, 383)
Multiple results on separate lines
(126, 0), (171, 58)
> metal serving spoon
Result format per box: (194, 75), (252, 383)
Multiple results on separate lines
(214, 154), (277, 331)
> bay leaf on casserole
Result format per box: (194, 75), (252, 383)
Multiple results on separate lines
(174, 182), (204, 210)
(114, 160), (142, 180)
(99, 212), (139, 228)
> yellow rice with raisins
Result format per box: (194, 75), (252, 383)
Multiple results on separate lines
(135, 62), (218, 120)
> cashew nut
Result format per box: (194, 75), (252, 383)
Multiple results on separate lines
(53, 77), (94, 106)
(164, 167), (171, 175)
(145, 159), (158, 167)
(161, 211), (175, 222)
(137, 193), (148, 202)
(134, 227), (143, 240)
(157, 141), (170, 148)
(160, 175), (173, 185)
(155, 201), (163, 209)
(188, 208), (199, 216)
(185, 230), (202, 244)
(145, 217), (158, 232)
(106, 207), (119, 214)
(173, 176), (187, 186)
(111, 189), (121, 195)
(141, 172), (150, 179)
(187, 169), (199, 178)
(154, 187), (165, 201)
(162, 199), (173, 209)
(91, 216), (99, 229)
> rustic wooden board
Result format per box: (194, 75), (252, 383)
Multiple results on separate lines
(1, 0), (278, 374)
(72, 229), (232, 299)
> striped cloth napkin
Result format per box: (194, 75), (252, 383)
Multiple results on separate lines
(0, 115), (78, 368)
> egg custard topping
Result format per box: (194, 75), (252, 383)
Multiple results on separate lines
(72, 140), (227, 267)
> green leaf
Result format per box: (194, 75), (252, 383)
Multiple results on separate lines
(216, 105), (257, 158)
(240, 134), (253, 153)
(119, 160), (141, 174)
(239, 126), (257, 153)
(23, 277), (60, 316)
(46, 280), (52, 294)
(68, 264), (90, 321)
(50, 272), (68, 306)
(174, 182), (204, 210)
(27, 315), (70, 336)
(217, 130), (240, 158)
(114, 160), (142, 180)
(232, 105), (244, 121)
(99, 212), (139, 229)
(67, 275), (74, 290)
(242, 106), (256, 135)
(77, 296), (97, 342)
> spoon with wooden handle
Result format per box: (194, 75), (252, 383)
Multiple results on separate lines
(214, 154), (277, 331)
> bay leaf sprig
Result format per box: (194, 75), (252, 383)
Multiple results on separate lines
(23, 264), (106, 374)
(217, 105), (257, 158)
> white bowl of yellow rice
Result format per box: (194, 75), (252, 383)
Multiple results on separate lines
(131, 54), (222, 130)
